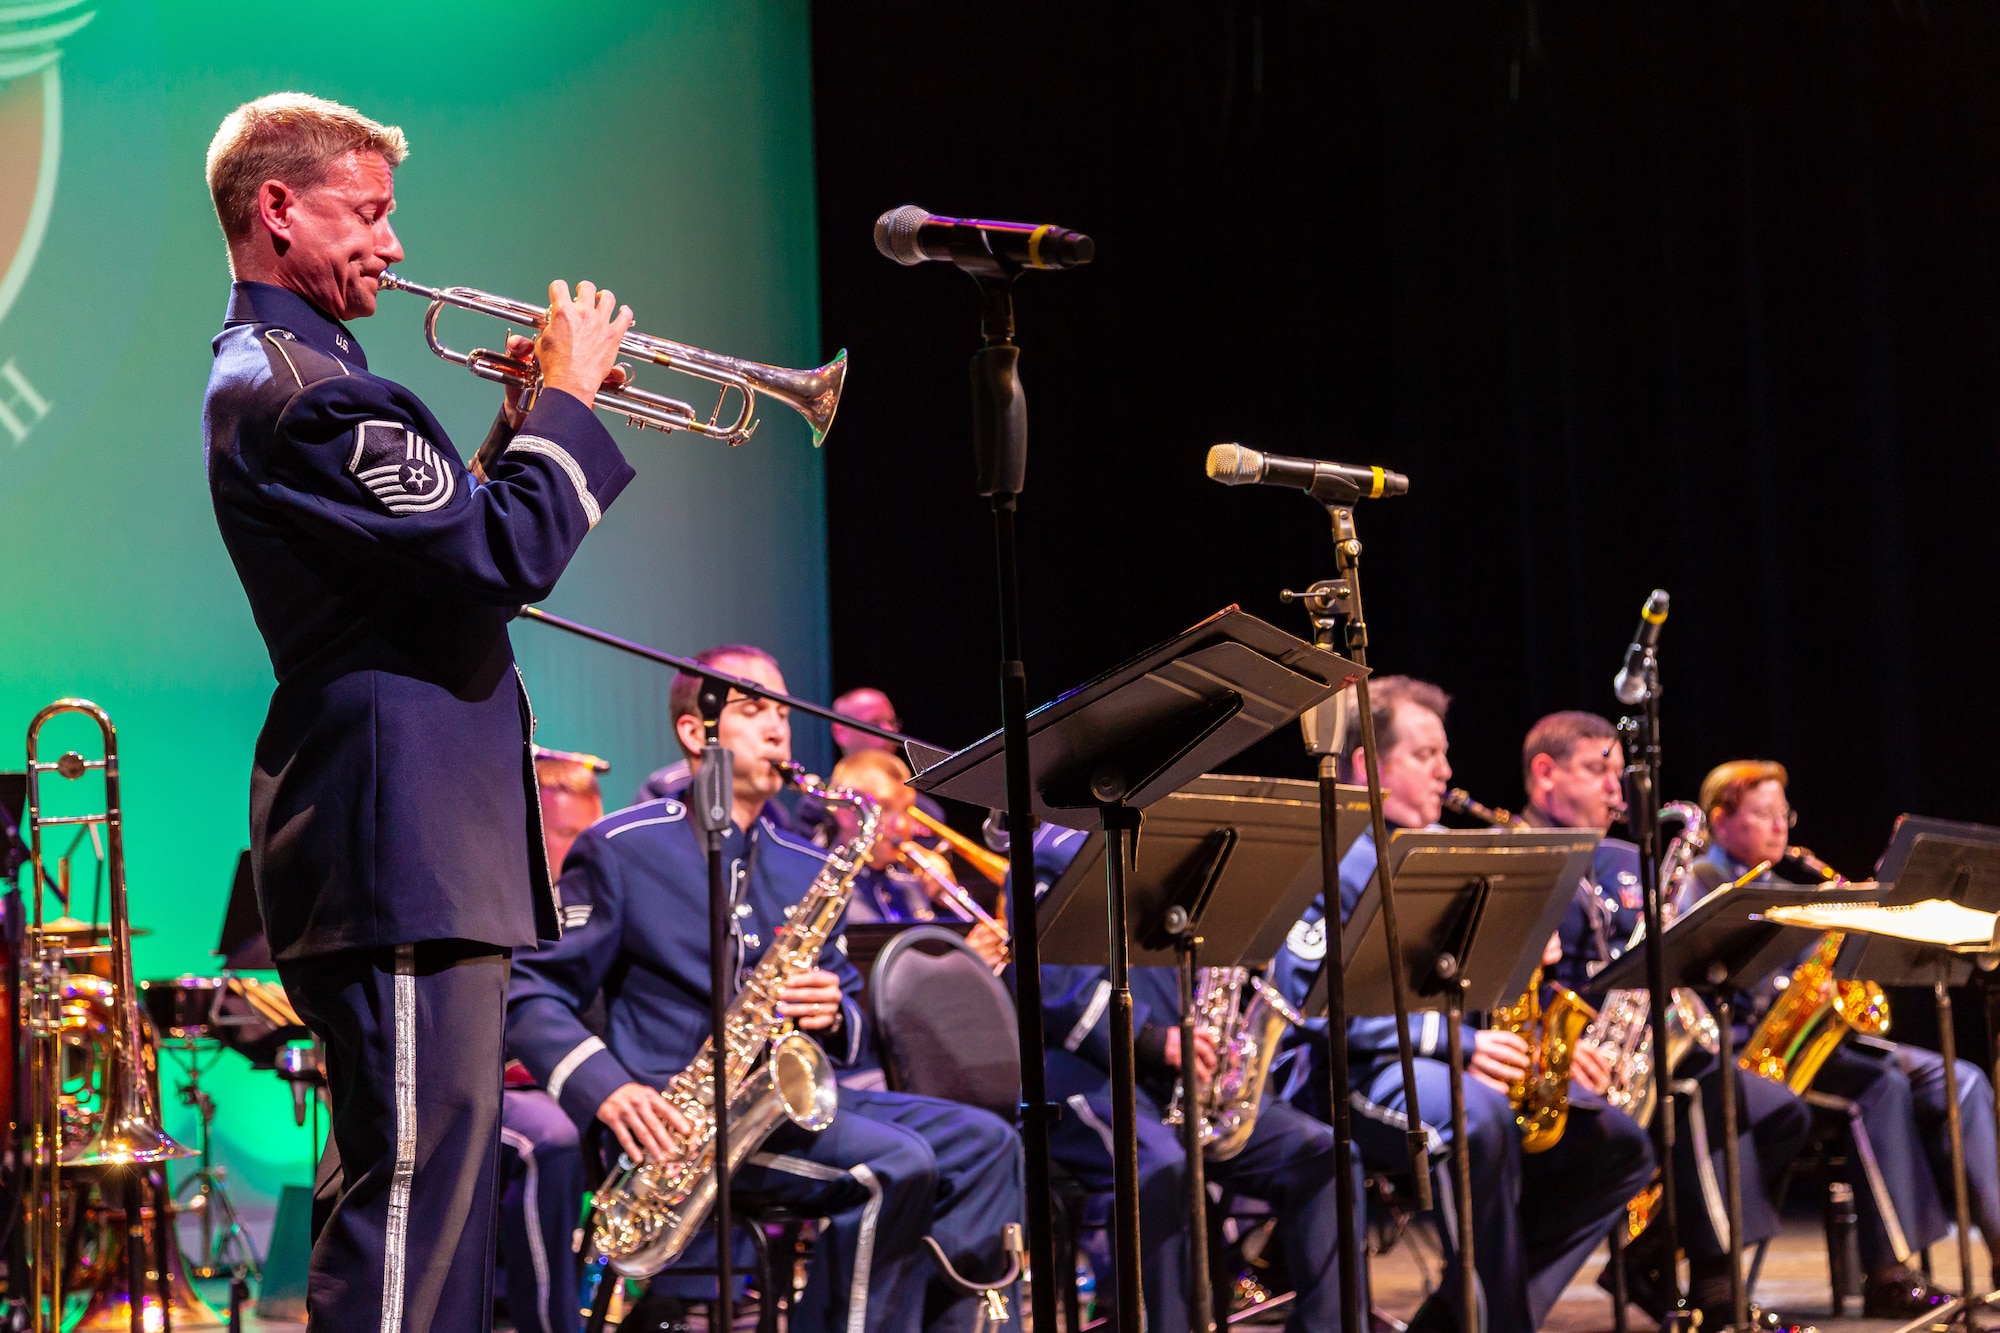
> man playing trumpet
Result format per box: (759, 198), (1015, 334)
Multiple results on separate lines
(203, 93), (636, 1332)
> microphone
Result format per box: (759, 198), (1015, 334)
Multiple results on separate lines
(874, 205), (1094, 272)
(1612, 589), (1670, 706)
(1205, 443), (1409, 506)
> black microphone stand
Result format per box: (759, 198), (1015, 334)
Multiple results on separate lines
(966, 268), (1066, 1333)
(692, 682), (736, 1332)
(1618, 649), (1683, 1317)
(1283, 500), (1435, 1333)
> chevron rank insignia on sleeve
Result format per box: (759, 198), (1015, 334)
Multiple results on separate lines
(347, 420), (456, 514)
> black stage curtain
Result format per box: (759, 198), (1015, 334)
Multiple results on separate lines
(812, 2), (2000, 873)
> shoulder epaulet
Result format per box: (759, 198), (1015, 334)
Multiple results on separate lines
(259, 327), (358, 391)
(599, 798), (688, 839)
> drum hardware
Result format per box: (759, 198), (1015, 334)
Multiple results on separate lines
(161, 1034), (262, 1282)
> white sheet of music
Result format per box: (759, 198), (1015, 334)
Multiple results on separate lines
(1763, 896), (2000, 951)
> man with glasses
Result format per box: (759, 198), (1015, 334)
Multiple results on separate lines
(1691, 761), (2000, 1315)
(1532, 722), (1814, 1330)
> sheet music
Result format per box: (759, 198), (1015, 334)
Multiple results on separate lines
(1763, 897), (2000, 951)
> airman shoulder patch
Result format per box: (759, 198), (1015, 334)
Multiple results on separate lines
(347, 420), (455, 514)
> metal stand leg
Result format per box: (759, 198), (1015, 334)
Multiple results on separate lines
(1716, 997), (1747, 1333)
(1445, 986), (1477, 1333)
(1104, 803), (1144, 1333)
(1939, 974), (1979, 1301)
(1179, 940), (1214, 1332)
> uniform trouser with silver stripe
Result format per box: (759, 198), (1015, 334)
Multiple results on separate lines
(280, 940), (510, 1333)
(499, 1089), (585, 1333)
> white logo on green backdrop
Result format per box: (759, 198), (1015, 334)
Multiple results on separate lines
(0, 2), (93, 444)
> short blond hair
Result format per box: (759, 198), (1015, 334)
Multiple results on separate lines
(535, 757), (602, 800)
(206, 93), (409, 243)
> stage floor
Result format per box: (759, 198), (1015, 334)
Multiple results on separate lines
(212, 1221), (1994, 1330)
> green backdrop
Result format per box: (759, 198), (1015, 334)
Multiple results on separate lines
(0, 1), (831, 1221)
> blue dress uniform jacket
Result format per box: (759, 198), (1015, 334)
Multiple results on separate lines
(505, 795), (869, 1127)
(205, 281), (635, 960)
(1268, 825), (1654, 1333)
(506, 793), (1025, 1333)
(1547, 837), (1643, 993)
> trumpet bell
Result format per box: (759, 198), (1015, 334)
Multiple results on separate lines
(747, 349), (845, 447)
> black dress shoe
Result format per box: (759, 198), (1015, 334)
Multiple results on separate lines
(1863, 1267), (1956, 1319)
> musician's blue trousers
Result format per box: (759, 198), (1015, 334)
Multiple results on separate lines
(1046, 1047), (1364, 1333)
(498, 1089), (585, 1333)
(1348, 1056), (1654, 1333)
(1814, 1038), (2000, 1273)
(280, 940), (509, 1333)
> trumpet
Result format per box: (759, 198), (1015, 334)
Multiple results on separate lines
(377, 272), (847, 446)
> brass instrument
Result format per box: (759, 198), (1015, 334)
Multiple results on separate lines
(1585, 802), (1720, 1129)
(1490, 968), (1597, 1152)
(1442, 788), (1527, 829)
(894, 841), (1010, 955)
(1738, 846), (1889, 1095)
(1163, 968), (1305, 1160)
(22, 700), (190, 1333)
(589, 763), (877, 1277)
(907, 804), (1010, 886)
(378, 272), (847, 446)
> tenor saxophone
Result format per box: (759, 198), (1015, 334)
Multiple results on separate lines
(589, 763), (880, 1277)
(1163, 967), (1304, 1161)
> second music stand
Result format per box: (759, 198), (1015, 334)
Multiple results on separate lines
(1323, 828), (1598, 1333)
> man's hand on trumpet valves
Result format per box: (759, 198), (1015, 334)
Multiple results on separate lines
(531, 279), (634, 413)
(499, 331), (635, 432)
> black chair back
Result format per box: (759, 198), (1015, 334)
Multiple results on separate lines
(868, 926), (1020, 1121)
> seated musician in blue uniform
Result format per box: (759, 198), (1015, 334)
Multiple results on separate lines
(1025, 824), (1364, 1333)
(1689, 760), (1998, 1316)
(202, 93), (637, 1333)
(822, 749), (1007, 971)
(497, 748), (611, 1333)
(1528, 715), (1814, 1331)
(1268, 679), (1655, 1333)
(506, 644), (1024, 1333)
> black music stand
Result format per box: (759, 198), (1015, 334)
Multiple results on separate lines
(1311, 829), (1596, 1333)
(1827, 817), (2000, 1333)
(1036, 775), (1335, 1331)
(914, 609), (1361, 1333)
(1590, 881), (1830, 1332)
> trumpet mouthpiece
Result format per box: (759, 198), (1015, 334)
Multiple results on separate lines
(1205, 443), (1262, 485)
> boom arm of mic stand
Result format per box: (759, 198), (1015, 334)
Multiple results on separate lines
(515, 605), (941, 752)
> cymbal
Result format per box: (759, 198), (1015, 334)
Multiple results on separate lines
(31, 917), (150, 939)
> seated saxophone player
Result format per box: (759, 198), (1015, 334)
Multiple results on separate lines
(822, 749), (1008, 971)
(505, 644), (1024, 1333)
(1525, 716), (1814, 1331)
(1690, 760), (1999, 1316)
(1268, 679), (1655, 1333)
(1024, 823), (1364, 1333)
(494, 749), (607, 1333)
